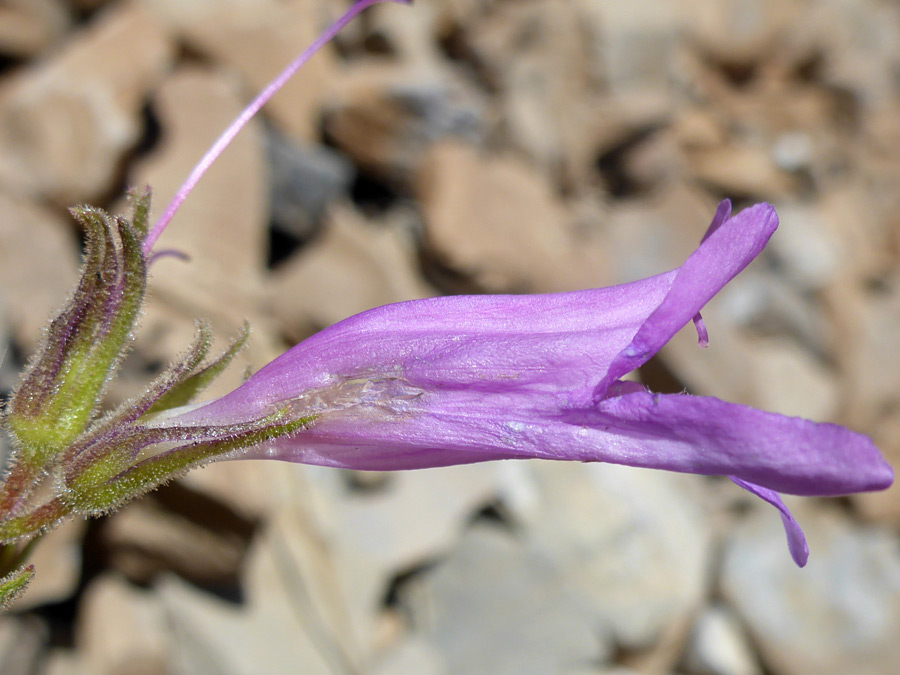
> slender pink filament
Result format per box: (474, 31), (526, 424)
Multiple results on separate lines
(143, 0), (409, 255)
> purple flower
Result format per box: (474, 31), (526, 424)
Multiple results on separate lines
(156, 201), (893, 566)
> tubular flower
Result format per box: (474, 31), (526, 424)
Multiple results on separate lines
(150, 201), (894, 567)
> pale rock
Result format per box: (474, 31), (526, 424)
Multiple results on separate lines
(0, 615), (47, 675)
(231, 462), (502, 660)
(818, 185), (895, 282)
(127, 66), (279, 393)
(0, 189), (80, 351)
(583, 92), (673, 185)
(139, 0), (337, 142)
(686, 0), (803, 61)
(578, 0), (684, 94)
(156, 513), (356, 675)
(843, 276), (900, 421)
(75, 574), (171, 675)
(851, 407), (900, 525)
(69, 0), (112, 10)
(324, 65), (485, 185)
(368, 1), (444, 65)
(268, 203), (434, 341)
(462, 1), (603, 180)
(99, 493), (253, 586)
(688, 144), (795, 199)
(403, 523), (615, 675)
(749, 336), (839, 422)
(598, 183), (713, 284)
(722, 504), (900, 675)
(771, 131), (814, 173)
(0, 2), (174, 204)
(520, 462), (712, 652)
(800, 0), (900, 105)
(683, 605), (762, 675)
(0, 0), (69, 58)
(38, 649), (82, 675)
(661, 305), (754, 403)
(767, 202), (840, 291)
(673, 109), (728, 151)
(335, 464), (500, 582)
(179, 461), (283, 521)
(608, 128), (682, 197)
(416, 141), (608, 293)
(429, 0), (487, 30)
(315, 464), (501, 654)
(267, 129), (354, 240)
(711, 270), (833, 360)
(661, 288), (839, 420)
(370, 637), (447, 675)
(14, 519), (85, 611)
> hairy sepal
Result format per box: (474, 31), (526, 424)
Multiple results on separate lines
(5, 192), (150, 465)
(0, 564), (34, 612)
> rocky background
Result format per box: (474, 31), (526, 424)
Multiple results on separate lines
(1, 0), (899, 673)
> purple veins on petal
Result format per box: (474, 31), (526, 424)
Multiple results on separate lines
(151, 201), (894, 566)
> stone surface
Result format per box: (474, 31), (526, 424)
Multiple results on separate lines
(0, 616), (47, 675)
(335, 464), (500, 580)
(517, 462), (712, 653)
(417, 141), (608, 293)
(461, 1), (603, 180)
(683, 605), (762, 675)
(852, 410), (900, 525)
(0, 189), (80, 351)
(75, 574), (172, 675)
(370, 637), (446, 675)
(722, 504), (900, 675)
(15, 519), (85, 611)
(0, 2), (174, 204)
(126, 65), (279, 392)
(324, 66), (485, 186)
(0, 1), (898, 671)
(403, 523), (614, 675)
(689, 144), (796, 199)
(0, 0), (70, 58)
(295, 463), (503, 657)
(268, 203), (434, 340)
(99, 492), (253, 586)
(139, 0), (338, 142)
(156, 511), (352, 675)
(267, 127), (354, 241)
(579, 0), (684, 94)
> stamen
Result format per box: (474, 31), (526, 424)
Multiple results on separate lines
(692, 312), (709, 348)
(143, 0), (411, 255)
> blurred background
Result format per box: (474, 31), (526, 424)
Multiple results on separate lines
(0, 0), (899, 673)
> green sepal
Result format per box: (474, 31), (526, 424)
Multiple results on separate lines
(5, 203), (148, 464)
(0, 564), (34, 612)
(145, 322), (250, 415)
(127, 187), (152, 239)
(65, 410), (315, 515)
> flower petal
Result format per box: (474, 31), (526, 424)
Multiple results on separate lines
(594, 202), (778, 400)
(173, 271), (677, 426)
(588, 390), (894, 496)
(730, 476), (809, 567)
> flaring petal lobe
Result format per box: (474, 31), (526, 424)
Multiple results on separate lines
(594, 202), (778, 401)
